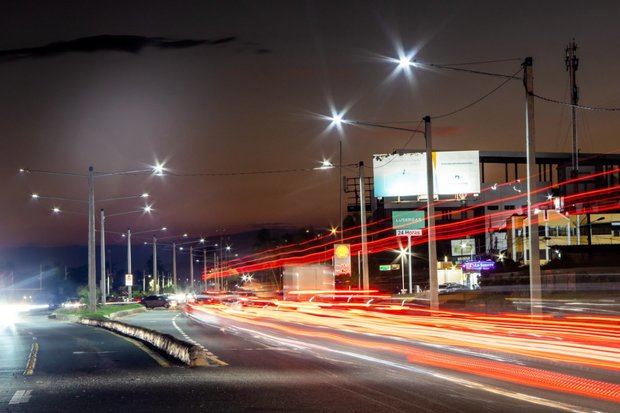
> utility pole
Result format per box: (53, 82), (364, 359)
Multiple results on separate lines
(339, 139), (344, 242)
(523, 57), (542, 316)
(424, 116), (438, 311)
(152, 235), (158, 294)
(566, 39), (580, 177)
(87, 166), (96, 311)
(359, 161), (370, 290)
(189, 246), (194, 291)
(100, 209), (106, 304)
(172, 242), (177, 291)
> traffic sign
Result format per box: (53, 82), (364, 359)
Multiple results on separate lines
(125, 273), (133, 286)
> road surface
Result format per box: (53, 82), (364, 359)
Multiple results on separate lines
(1, 308), (618, 412)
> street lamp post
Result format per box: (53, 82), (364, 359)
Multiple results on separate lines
(172, 242), (177, 290)
(203, 249), (207, 292)
(88, 167), (96, 311)
(100, 209), (106, 304)
(189, 246), (194, 291)
(152, 235), (158, 294)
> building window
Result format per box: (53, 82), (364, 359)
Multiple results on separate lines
(504, 205), (515, 210)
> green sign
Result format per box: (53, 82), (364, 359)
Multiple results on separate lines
(379, 264), (392, 271)
(392, 211), (425, 236)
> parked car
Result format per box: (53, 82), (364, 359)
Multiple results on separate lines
(140, 295), (177, 309)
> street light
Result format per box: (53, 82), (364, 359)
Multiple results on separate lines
(52, 207), (60, 214)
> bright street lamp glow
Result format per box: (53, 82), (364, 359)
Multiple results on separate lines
(183, 233), (188, 238)
(52, 207), (60, 214)
(398, 56), (412, 69)
(161, 226), (167, 231)
(31, 193), (39, 199)
(199, 238), (205, 243)
(141, 192), (149, 198)
(315, 159), (335, 170)
(330, 227), (338, 235)
(226, 245), (231, 251)
(153, 163), (165, 176)
(143, 205), (153, 213)
(179, 247), (184, 251)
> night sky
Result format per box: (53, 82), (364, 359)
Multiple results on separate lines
(1, 0), (620, 248)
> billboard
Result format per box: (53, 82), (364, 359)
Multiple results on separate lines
(451, 239), (476, 256)
(392, 211), (425, 236)
(373, 151), (480, 197)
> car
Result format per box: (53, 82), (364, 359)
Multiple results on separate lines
(438, 283), (469, 294)
(140, 295), (177, 309)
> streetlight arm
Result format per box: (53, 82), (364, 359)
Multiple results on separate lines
(95, 168), (153, 177)
(31, 195), (88, 203)
(105, 209), (147, 218)
(20, 168), (87, 177)
(98, 194), (148, 202)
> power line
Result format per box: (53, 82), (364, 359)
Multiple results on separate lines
(532, 93), (620, 111)
(432, 68), (522, 119)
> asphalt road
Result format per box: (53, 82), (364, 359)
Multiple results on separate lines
(1, 308), (618, 412)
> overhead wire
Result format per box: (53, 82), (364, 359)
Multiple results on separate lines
(532, 93), (620, 111)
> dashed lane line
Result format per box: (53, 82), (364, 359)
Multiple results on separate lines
(9, 390), (32, 405)
(172, 314), (227, 366)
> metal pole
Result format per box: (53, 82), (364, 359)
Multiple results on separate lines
(359, 161), (370, 290)
(203, 249), (207, 292)
(189, 246), (194, 291)
(357, 250), (361, 289)
(100, 209), (106, 304)
(87, 166), (96, 311)
(407, 235), (413, 294)
(424, 117), (438, 311)
(523, 57), (542, 315)
(566, 39), (579, 176)
(127, 228), (132, 295)
(214, 252), (218, 291)
(339, 139), (344, 242)
(172, 242), (177, 291)
(152, 235), (158, 294)
(401, 253), (405, 292)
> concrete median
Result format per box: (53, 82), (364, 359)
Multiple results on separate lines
(78, 318), (209, 367)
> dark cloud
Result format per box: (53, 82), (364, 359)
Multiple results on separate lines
(0, 35), (239, 63)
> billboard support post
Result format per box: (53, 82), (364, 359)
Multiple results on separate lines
(424, 116), (439, 311)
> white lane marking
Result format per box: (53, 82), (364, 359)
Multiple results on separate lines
(72, 351), (116, 355)
(9, 390), (32, 405)
(228, 324), (593, 413)
(172, 314), (224, 362)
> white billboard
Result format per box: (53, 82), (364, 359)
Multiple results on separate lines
(373, 151), (480, 197)
(451, 239), (476, 256)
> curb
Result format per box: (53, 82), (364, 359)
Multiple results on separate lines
(77, 317), (210, 367)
